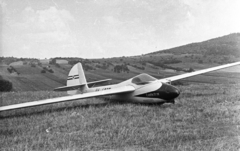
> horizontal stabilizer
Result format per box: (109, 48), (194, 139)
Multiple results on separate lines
(54, 84), (85, 91)
(87, 79), (111, 87)
(54, 79), (112, 91)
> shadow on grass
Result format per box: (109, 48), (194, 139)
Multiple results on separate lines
(0, 100), (169, 119)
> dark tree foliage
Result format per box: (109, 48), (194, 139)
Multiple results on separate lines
(55, 63), (60, 68)
(149, 61), (186, 71)
(7, 66), (20, 75)
(0, 79), (13, 92)
(7, 68), (12, 73)
(68, 60), (80, 65)
(113, 64), (129, 73)
(38, 62), (42, 67)
(42, 66), (54, 73)
(95, 62), (109, 70)
(49, 59), (56, 64)
(82, 63), (94, 71)
(186, 67), (195, 72)
(48, 69), (54, 73)
(41, 69), (46, 73)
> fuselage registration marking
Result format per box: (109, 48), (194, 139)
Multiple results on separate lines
(146, 92), (160, 97)
(95, 87), (111, 92)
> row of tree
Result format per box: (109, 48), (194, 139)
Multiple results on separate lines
(7, 66), (20, 75)
(149, 61), (194, 72)
(41, 66), (54, 73)
(113, 64), (129, 73)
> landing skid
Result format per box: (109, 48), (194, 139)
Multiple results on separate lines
(166, 99), (175, 104)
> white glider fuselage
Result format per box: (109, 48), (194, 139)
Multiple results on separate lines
(83, 74), (180, 103)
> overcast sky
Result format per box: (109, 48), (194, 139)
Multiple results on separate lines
(1, 0), (240, 59)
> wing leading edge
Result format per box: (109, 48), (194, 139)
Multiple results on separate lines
(159, 61), (240, 83)
(0, 85), (135, 112)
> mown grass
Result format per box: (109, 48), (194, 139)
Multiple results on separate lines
(0, 83), (240, 151)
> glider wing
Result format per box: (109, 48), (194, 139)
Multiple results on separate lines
(159, 61), (240, 83)
(0, 85), (135, 112)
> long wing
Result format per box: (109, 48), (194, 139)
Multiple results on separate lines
(159, 61), (240, 83)
(0, 86), (135, 112)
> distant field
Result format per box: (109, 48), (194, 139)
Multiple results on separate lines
(1, 83), (240, 150)
(0, 65), (66, 91)
(1, 59), (240, 91)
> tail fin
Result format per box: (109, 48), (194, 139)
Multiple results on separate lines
(67, 63), (89, 95)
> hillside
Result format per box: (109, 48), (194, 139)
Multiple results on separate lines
(148, 33), (240, 64)
(0, 33), (240, 91)
(151, 33), (240, 56)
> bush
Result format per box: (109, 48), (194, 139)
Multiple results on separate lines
(55, 63), (60, 68)
(7, 66), (19, 74)
(113, 64), (129, 73)
(7, 68), (12, 73)
(187, 67), (195, 72)
(0, 79), (13, 91)
(41, 70), (46, 73)
(48, 69), (54, 73)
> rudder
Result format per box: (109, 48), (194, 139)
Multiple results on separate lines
(67, 63), (89, 95)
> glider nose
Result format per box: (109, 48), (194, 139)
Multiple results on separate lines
(170, 87), (180, 98)
(158, 83), (180, 100)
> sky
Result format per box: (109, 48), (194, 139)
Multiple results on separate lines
(0, 0), (240, 59)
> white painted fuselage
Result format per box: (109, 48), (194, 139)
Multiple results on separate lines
(83, 77), (179, 103)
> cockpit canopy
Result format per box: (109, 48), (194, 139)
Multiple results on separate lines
(131, 74), (157, 85)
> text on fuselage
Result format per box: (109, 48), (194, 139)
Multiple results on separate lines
(146, 92), (160, 97)
(95, 87), (111, 91)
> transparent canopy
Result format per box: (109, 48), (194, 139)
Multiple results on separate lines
(131, 74), (157, 85)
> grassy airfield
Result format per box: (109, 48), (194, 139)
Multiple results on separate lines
(1, 33), (240, 150)
(1, 83), (240, 150)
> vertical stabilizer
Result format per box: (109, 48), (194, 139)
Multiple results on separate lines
(67, 63), (89, 95)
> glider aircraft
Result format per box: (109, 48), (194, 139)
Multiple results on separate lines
(0, 61), (240, 112)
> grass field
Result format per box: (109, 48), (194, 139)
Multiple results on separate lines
(1, 83), (240, 151)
